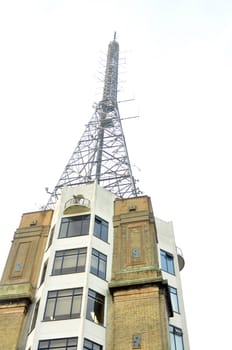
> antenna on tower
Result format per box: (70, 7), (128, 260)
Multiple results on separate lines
(45, 35), (140, 209)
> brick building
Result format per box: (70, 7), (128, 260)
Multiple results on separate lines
(0, 36), (189, 350)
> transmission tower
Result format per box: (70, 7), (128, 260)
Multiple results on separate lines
(46, 33), (140, 208)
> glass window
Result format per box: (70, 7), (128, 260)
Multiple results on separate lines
(40, 260), (48, 286)
(59, 215), (90, 238)
(86, 289), (105, 326)
(30, 300), (40, 332)
(38, 337), (78, 350)
(169, 325), (184, 350)
(160, 250), (175, 274)
(52, 248), (87, 275)
(83, 339), (102, 350)
(47, 226), (55, 250)
(91, 248), (107, 279)
(94, 216), (108, 242)
(43, 288), (83, 321)
(169, 286), (179, 313)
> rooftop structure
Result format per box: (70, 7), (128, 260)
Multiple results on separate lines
(46, 33), (139, 209)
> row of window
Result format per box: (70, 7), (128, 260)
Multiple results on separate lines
(40, 247), (107, 285)
(36, 325), (183, 350)
(43, 246), (179, 312)
(32, 285), (180, 335)
(46, 247), (174, 284)
(32, 287), (105, 328)
(41, 248), (179, 316)
(38, 337), (102, 350)
(50, 215), (109, 242)
(49, 216), (175, 278)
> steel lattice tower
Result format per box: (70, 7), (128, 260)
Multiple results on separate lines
(46, 34), (139, 208)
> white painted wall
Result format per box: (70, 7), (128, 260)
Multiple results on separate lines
(156, 217), (190, 350)
(26, 182), (115, 350)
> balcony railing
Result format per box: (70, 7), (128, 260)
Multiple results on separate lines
(64, 195), (90, 215)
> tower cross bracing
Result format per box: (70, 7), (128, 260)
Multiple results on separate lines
(46, 35), (139, 208)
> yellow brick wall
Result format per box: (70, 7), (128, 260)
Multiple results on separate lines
(108, 196), (171, 350)
(0, 209), (53, 350)
(0, 303), (27, 350)
(107, 286), (170, 350)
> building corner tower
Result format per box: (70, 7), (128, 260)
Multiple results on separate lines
(107, 196), (172, 349)
(0, 35), (189, 350)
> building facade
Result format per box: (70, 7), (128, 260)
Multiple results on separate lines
(0, 182), (189, 350)
(0, 35), (190, 349)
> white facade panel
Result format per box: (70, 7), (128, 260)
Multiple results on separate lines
(156, 217), (190, 350)
(26, 183), (115, 350)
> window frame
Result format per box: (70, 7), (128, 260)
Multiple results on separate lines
(90, 248), (107, 280)
(169, 286), (180, 313)
(169, 325), (184, 350)
(86, 289), (105, 326)
(30, 299), (40, 332)
(83, 338), (102, 350)
(52, 248), (87, 275)
(43, 288), (83, 321)
(38, 337), (78, 350)
(40, 260), (48, 286)
(58, 215), (90, 239)
(160, 249), (175, 275)
(47, 226), (55, 250)
(94, 216), (109, 242)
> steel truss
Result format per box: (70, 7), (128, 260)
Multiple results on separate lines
(46, 34), (139, 208)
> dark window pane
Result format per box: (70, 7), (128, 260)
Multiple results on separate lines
(86, 289), (105, 325)
(43, 288), (82, 321)
(68, 219), (82, 237)
(55, 295), (72, 320)
(101, 222), (108, 242)
(160, 250), (175, 275)
(169, 326), (184, 350)
(169, 286), (179, 313)
(38, 337), (78, 350)
(91, 259), (98, 275)
(44, 298), (56, 321)
(52, 248), (87, 275)
(98, 260), (106, 279)
(59, 215), (90, 239)
(91, 249), (107, 280)
(30, 300), (40, 332)
(59, 222), (69, 238)
(94, 216), (108, 242)
(82, 217), (91, 235)
(71, 294), (82, 318)
(47, 226), (55, 249)
(83, 339), (102, 350)
(40, 261), (48, 286)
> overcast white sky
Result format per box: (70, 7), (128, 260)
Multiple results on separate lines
(1, 1), (232, 348)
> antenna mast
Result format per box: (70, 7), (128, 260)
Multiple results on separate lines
(46, 34), (139, 208)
